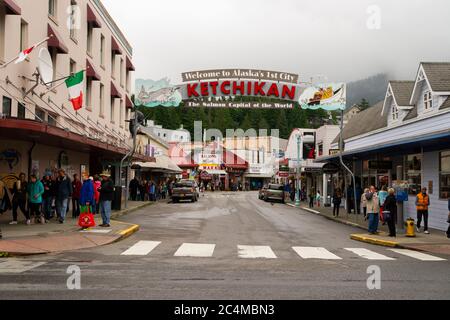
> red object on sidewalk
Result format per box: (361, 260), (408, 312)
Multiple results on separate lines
(78, 206), (95, 229)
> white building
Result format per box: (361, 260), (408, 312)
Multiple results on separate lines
(145, 120), (191, 143)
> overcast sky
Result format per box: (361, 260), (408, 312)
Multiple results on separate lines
(102, 0), (450, 84)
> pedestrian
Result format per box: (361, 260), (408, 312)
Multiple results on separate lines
(55, 169), (72, 224)
(27, 174), (44, 224)
(129, 177), (139, 201)
(366, 186), (380, 235)
(161, 182), (167, 200)
(98, 171), (114, 227)
(332, 188), (342, 217)
(361, 188), (369, 219)
(80, 176), (94, 214)
(139, 181), (146, 201)
(93, 175), (101, 214)
(0, 178), (11, 215)
(308, 188), (315, 208)
(347, 185), (354, 214)
(378, 186), (388, 225)
(10, 173), (30, 225)
(316, 190), (322, 207)
(41, 173), (54, 222)
(446, 198), (450, 239)
(71, 174), (82, 218)
(383, 188), (398, 237)
(416, 187), (430, 234)
(355, 185), (363, 214)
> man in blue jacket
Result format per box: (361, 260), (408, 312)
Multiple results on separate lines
(55, 169), (72, 224)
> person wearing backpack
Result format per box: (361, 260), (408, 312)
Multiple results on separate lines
(366, 186), (380, 235)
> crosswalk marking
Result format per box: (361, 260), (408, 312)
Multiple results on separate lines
(388, 249), (446, 261)
(344, 248), (396, 260)
(174, 243), (216, 257)
(292, 247), (342, 260)
(0, 260), (46, 274)
(237, 246), (277, 259)
(121, 241), (161, 256)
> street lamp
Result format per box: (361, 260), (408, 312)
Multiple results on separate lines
(295, 134), (302, 207)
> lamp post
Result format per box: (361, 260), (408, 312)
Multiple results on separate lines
(295, 134), (302, 207)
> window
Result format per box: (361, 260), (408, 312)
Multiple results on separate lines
(405, 154), (422, 195)
(99, 83), (105, 117)
(391, 104), (399, 121)
(100, 34), (105, 67)
(111, 52), (116, 77)
(86, 78), (92, 110)
(70, 59), (76, 74)
(87, 23), (93, 55)
(0, 8), (5, 62)
(126, 70), (130, 92)
(69, 1), (77, 40)
(119, 99), (123, 127)
(17, 103), (25, 119)
(110, 99), (115, 123)
(2, 96), (12, 117)
(20, 20), (28, 52)
(318, 143), (324, 157)
(120, 58), (124, 87)
(49, 47), (57, 83)
(35, 108), (45, 122)
(48, 114), (56, 126)
(48, 0), (57, 17)
(424, 91), (433, 110)
(439, 151), (450, 199)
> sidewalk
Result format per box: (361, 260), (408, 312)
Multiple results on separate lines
(0, 200), (152, 256)
(287, 202), (450, 256)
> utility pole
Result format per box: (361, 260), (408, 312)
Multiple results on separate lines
(295, 134), (302, 207)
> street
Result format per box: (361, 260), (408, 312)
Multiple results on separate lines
(0, 191), (449, 300)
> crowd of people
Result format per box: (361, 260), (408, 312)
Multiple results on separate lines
(129, 177), (172, 202)
(0, 169), (116, 233)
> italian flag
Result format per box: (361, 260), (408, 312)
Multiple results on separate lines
(65, 70), (84, 111)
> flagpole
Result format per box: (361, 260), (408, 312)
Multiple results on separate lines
(39, 68), (88, 97)
(0, 35), (52, 69)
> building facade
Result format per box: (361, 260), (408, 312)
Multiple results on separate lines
(0, 0), (152, 192)
(318, 62), (450, 231)
(145, 120), (191, 143)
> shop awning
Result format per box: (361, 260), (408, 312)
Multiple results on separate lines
(87, 4), (102, 28)
(126, 56), (135, 71)
(125, 95), (133, 109)
(245, 173), (274, 178)
(132, 155), (182, 173)
(86, 59), (101, 81)
(111, 36), (123, 55)
(111, 81), (122, 99)
(203, 169), (227, 175)
(4, 0), (21, 15)
(48, 24), (68, 54)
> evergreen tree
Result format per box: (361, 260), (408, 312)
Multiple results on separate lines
(358, 98), (371, 111)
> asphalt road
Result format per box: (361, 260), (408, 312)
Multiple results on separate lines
(0, 191), (449, 300)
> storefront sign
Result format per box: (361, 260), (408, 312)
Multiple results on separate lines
(322, 162), (340, 174)
(182, 69), (299, 84)
(299, 83), (346, 111)
(278, 171), (289, 178)
(368, 160), (393, 170)
(304, 167), (323, 173)
(329, 149), (340, 156)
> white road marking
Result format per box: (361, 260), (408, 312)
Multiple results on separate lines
(79, 229), (112, 234)
(344, 248), (396, 260)
(388, 249), (446, 261)
(121, 241), (161, 256)
(292, 247), (342, 260)
(0, 260), (46, 274)
(174, 243), (215, 257)
(237, 246), (277, 259)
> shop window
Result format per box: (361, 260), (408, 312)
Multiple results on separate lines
(17, 103), (25, 119)
(2, 96), (12, 117)
(439, 151), (450, 199)
(405, 154), (422, 195)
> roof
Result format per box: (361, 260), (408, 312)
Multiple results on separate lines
(138, 127), (169, 148)
(421, 62), (450, 92)
(440, 96), (450, 110)
(390, 81), (415, 106)
(404, 105), (418, 121)
(332, 101), (386, 144)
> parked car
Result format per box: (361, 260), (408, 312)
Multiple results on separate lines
(172, 180), (199, 203)
(264, 184), (285, 203)
(258, 186), (268, 200)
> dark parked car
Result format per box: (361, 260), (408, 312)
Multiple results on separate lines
(263, 184), (285, 203)
(172, 180), (199, 203)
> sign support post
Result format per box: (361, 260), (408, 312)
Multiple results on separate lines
(295, 134), (302, 207)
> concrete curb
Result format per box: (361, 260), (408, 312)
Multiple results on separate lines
(114, 223), (140, 241)
(350, 234), (399, 248)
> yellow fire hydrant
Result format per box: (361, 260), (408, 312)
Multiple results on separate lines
(405, 218), (416, 237)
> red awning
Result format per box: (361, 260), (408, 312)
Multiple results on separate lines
(47, 24), (68, 54)
(111, 82), (122, 99)
(125, 95), (133, 109)
(86, 59), (101, 81)
(126, 56), (135, 71)
(111, 37), (123, 55)
(4, 0), (21, 15)
(87, 4), (102, 28)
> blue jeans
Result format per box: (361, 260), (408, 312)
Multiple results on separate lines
(42, 197), (53, 220)
(368, 212), (379, 233)
(56, 198), (69, 221)
(100, 200), (111, 225)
